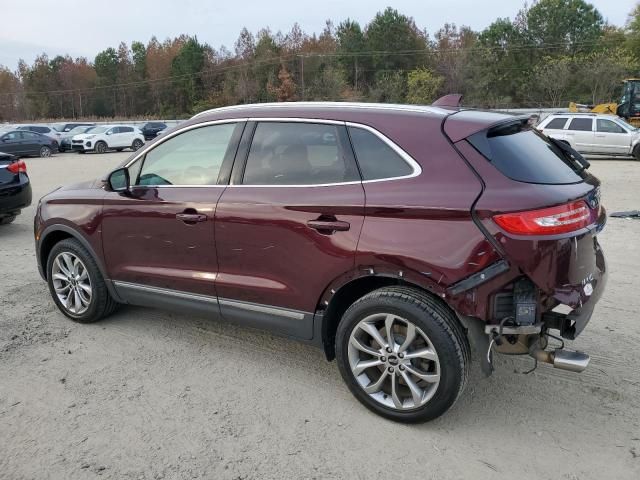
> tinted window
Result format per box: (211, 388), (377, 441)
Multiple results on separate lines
(468, 121), (585, 184)
(596, 119), (625, 134)
(348, 127), (413, 180)
(23, 131), (40, 139)
(568, 118), (593, 131)
(2, 132), (21, 141)
(137, 123), (237, 186)
(545, 118), (568, 130)
(32, 126), (48, 133)
(120, 126), (134, 133)
(243, 122), (359, 185)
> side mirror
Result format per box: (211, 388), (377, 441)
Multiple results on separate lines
(108, 167), (130, 193)
(106, 130), (113, 136)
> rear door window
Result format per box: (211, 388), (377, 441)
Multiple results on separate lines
(568, 118), (593, 131)
(243, 122), (359, 185)
(468, 120), (586, 184)
(544, 117), (568, 129)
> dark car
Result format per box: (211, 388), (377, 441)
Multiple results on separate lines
(139, 122), (167, 140)
(1, 130), (57, 157)
(0, 152), (32, 224)
(34, 102), (607, 422)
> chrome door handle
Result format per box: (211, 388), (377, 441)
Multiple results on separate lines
(176, 212), (207, 223)
(307, 219), (350, 233)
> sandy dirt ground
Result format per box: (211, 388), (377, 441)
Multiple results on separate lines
(0, 151), (639, 480)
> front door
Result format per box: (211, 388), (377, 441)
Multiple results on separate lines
(0, 132), (25, 155)
(214, 120), (365, 339)
(102, 121), (244, 310)
(594, 119), (632, 155)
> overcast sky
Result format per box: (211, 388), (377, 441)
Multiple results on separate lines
(1, 0), (637, 70)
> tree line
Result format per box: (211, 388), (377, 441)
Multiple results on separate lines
(1, 0), (640, 121)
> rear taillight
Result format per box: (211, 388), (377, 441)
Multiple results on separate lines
(493, 200), (594, 235)
(7, 160), (27, 174)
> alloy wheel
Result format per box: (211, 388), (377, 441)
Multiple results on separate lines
(347, 313), (440, 410)
(40, 146), (51, 157)
(51, 252), (92, 315)
(132, 139), (143, 151)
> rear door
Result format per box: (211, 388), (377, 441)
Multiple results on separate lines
(566, 117), (595, 152)
(21, 131), (44, 155)
(594, 119), (632, 155)
(119, 126), (136, 147)
(214, 120), (365, 339)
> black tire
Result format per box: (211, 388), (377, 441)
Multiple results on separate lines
(95, 141), (107, 154)
(0, 215), (16, 225)
(131, 139), (143, 151)
(46, 238), (118, 323)
(633, 145), (640, 161)
(39, 145), (52, 158)
(335, 286), (470, 423)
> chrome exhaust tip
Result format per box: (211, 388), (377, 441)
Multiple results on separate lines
(552, 349), (590, 373)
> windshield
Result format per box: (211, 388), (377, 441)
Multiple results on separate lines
(68, 126), (92, 135)
(87, 126), (108, 134)
(615, 118), (638, 132)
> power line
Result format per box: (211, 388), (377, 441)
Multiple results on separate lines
(0, 38), (626, 98)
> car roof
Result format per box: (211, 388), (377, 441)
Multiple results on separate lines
(187, 102), (517, 142)
(546, 112), (620, 120)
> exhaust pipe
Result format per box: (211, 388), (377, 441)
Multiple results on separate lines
(529, 344), (590, 373)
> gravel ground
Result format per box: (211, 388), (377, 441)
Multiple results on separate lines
(1, 151), (639, 480)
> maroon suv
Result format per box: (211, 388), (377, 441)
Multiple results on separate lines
(35, 102), (607, 422)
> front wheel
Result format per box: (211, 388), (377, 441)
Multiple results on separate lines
(39, 146), (52, 157)
(131, 139), (143, 151)
(95, 141), (107, 154)
(633, 145), (640, 161)
(46, 238), (118, 322)
(336, 286), (470, 423)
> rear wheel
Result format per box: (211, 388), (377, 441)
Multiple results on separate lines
(336, 286), (470, 423)
(39, 146), (52, 157)
(95, 141), (107, 154)
(46, 238), (118, 322)
(131, 139), (143, 151)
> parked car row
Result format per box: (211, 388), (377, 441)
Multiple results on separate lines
(537, 112), (640, 159)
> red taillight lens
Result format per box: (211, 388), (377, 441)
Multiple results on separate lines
(493, 200), (594, 235)
(7, 160), (27, 174)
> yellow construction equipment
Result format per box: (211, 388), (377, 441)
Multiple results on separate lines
(569, 78), (640, 127)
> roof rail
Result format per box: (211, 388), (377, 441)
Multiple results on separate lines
(191, 101), (450, 119)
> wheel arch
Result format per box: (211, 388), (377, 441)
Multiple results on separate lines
(38, 224), (122, 301)
(317, 270), (458, 361)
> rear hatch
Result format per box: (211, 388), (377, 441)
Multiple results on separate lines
(445, 113), (607, 329)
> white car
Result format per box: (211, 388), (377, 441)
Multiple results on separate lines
(537, 113), (640, 159)
(71, 125), (145, 154)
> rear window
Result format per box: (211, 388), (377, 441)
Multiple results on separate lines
(544, 117), (568, 129)
(568, 118), (593, 131)
(468, 120), (586, 184)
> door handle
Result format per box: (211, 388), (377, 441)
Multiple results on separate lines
(307, 218), (350, 233)
(176, 211), (208, 223)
